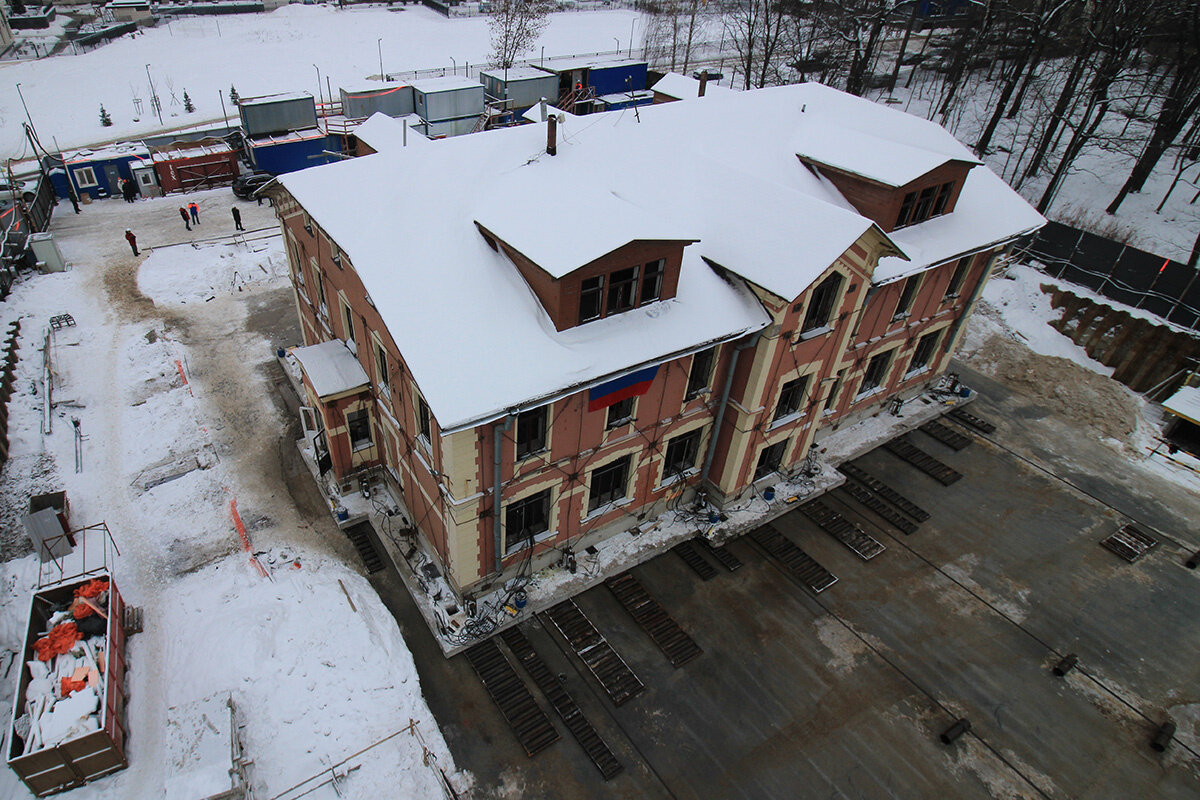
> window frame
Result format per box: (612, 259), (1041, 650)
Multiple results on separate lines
(375, 341), (390, 391)
(504, 489), (552, 554)
(772, 375), (809, 422)
(893, 274), (922, 321)
(342, 299), (355, 345)
(640, 258), (665, 304)
(754, 439), (788, 481)
(73, 166), (98, 188)
(606, 265), (640, 314)
(662, 428), (702, 482)
(588, 455), (631, 513)
(579, 275), (604, 324)
(858, 350), (894, 396)
(685, 348), (715, 399)
(515, 406), (548, 461)
(943, 257), (971, 300)
(908, 330), (941, 375)
(824, 368), (847, 413)
(417, 396), (432, 442)
(605, 397), (635, 430)
(801, 272), (844, 335)
(346, 408), (372, 451)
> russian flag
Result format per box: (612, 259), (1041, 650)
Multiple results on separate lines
(588, 365), (659, 412)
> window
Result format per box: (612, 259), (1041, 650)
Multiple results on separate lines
(315, 268), (327, 309)
(662, 428), (702, 480)
(893, 275), (921, 320)
(909, 330), (941, 374)
(944, 257), (971, 300)
(347, 409), (372, 450)
(375, 343), (389, 389)
(515, 406), (547, 460)
(801, 272), (844, 334)
(342, 302), (355, 344)
(588, 455), (631, 513)
(287, 236), (305, 286)
(825, 368), (847, 412)
(897, 182), (955, 228)
(606, 397), (634, 429)
(931, 182), (953, 216)
(607, 266), (639, 314)
(580, 275), (604, 323)
(686, 348), (715, 399)
(754, 440), (787, 481)
(859, 350), (894, 395)
(505, 489), (551, 553)
(640, 259), (665, 304)
(417, 396), (431, 441)
(773, 375), (809, 422)
(74, 166), (97, 188)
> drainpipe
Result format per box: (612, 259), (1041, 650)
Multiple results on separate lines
(492, 414), (515, 575)
(940, 248), (1000, 359)
(701, 331), (763, 493)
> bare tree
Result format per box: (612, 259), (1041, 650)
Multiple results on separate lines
(643, 0), (709, 73)
(725, 0), (789, 90)
(489, 0), (552, 80)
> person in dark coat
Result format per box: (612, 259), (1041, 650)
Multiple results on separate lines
(231, 206), (244, 231)
(125, 229), (138, 256)
(179, 206), (191, 231)
(69, 193), (80, 214)
(188, 201), (200, 225)
(124, 179), (137, 202)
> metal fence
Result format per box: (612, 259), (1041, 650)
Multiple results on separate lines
(1019, 220), (1200, 334)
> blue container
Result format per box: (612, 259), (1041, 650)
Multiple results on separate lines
(763, 487), (776, 502)
(513, 589), (528, 609)
(335, 506), (349, 521)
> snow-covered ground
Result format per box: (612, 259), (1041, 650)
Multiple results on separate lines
(0, 189), (466, 799)
(0, 4), (642, 160)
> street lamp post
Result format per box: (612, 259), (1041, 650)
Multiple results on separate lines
(378, 38), (384, 81)
(614, 37), (619, 55)
(450, 56), (457, 76)
(629, 18), (635, 57)
(15, 83), (40, 143)
(145, 65), (163, 125)
(313, 64), (324, 109)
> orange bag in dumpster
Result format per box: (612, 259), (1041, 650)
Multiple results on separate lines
(70, 599), (95, 620)
(60, 676), (87, 697)
(34, 622), (82, 662)
(74, 578), (109, 600)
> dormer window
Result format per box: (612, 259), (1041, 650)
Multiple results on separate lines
(897, 182), (954, 229)
(580, 276), (604, 323)
(608, 266), (639, 313)
(577, 258), (672, 325)
(640, 259), (665, 303)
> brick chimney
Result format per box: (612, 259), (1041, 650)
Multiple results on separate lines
(698, 71), (708, 97)
(547, 114), (558, 156)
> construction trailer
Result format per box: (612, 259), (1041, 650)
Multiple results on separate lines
(411, 76), (485, 137)
(532, 57), (649, 113)
(247, 128), (342, 174)
(43, 144), (149, 201)
(339, 82), (415, 120)
(479, 66), (558, 116)
(150, 139), (239, 194)
(238, 92), (318, 138)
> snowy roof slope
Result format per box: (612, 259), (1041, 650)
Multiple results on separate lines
(280, 82), (1041, 431)
(1164, 386), (1200, 425)
(409, 75), (481, 93)
(353, 113), (427, 153)
(292, 340), (369, 399)
(480, 66), (558, 82)
(650, 71), (735, 100)
(793, 124), (967, 187)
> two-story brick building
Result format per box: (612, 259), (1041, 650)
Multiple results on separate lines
(271, 83), (1044, 603)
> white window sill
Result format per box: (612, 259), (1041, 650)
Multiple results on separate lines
(891, 312), (911, 323)
(345, 338), (357, 355)
(352, 441), (373, 452)
(797, 325), (833, 342)
(516, 447), (548, 463)
(904, 366), (930, 380)
(822, 407), (837, 417)
(378, 382), (391, 400)
(656, 467), (698, 491)
(605, 418), (634, 431)
(584, 495), (633, 521)
(854, 386), (885, 402)
(505, 528), (557, 556)
(768, 411), (803, 431)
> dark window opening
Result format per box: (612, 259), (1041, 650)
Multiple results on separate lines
(606, 397), (635, 429)
(773, 375), (809, 422)
(347, 409), (372, 450)
(913, 186), (936, 221)
(893, 275), (921, 320)
(663, 428), (702, 480)
(588, 455), (631, 512)
(802, 273), (844, 334)
(640, 259), (665, 304)
(580, 275), (604, 323)
(910, 330), (941, 373)
(686, 348), (715, 399)
(505, 489), (551, 554)
(375, 344), (389, 389)
(897, 192), (916, 227)
(607, 266), (639, 314)
(944, 257), (971, 299)
(897, 182), (955, 228)
(931, 182), (953, 216)
(417, 397), (431, 440)
(343, 303), (355, 343)
(860, 350), (893, 394)
(754, 440), (787, 481)
(825, 369), (846, 412)
(516, 406), (548, 460)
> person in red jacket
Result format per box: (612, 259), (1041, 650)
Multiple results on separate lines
(179, 206), (191, 231)
(125, 229), (138, 256)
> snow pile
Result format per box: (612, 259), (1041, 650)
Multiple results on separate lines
(138, 234), (287, 304)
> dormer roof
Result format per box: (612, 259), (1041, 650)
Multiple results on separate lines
(795, 124), (979, 188)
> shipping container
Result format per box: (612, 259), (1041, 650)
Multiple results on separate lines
(421, 116), (481, 139)
(7, 573), (129, 797)
(248, 128), (342, 174)
(411, 76), (484, 123)
(339, 83), (415, 120)
(588, 61), (649, 97)
(42, 144), (150, 201)
(238, 92), (318, 138)
(150, 139), (239, 193)
(478, 67), (558, 113)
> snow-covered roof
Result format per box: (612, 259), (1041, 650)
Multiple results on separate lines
(650, 72), (735, 101)
(280, 82), (1042, 431)
(240, 91), (313, 106)
(409, 76), (481, 94)
(480, 66), (557, 82)
(247, 127), (328, 146)
(340, 81), (410, 96)
(598, 90), (654, 104)
(1164, 385), (1200, 425)
(291, 340), (369, 399)
(793, 124), (976, 188)
(149, 142), (233, 162)
(353, 113), (427, 153)
(537, 55), (643, 72)
(63, 142), (149, 162)
(520, 104), (577, 123)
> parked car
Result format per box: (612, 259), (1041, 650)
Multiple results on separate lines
(232, 172), (274, 199)
(0, 178), (37, 205)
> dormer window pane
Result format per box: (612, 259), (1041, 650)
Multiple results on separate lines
(580, 275), (604, 323)
(640, 259), (665, 303)
(607, 266), (639, 313)
(931, 182), (953, 216)
(913, 186), (936, 221)
(897, 192), (916, 228)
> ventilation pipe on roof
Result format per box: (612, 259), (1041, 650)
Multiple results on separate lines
(547, 114), (558, 156)
(539, 98), (548, 122)
(492, 414), (515, 575)
(701, 331), (763, 494)
(698, 72), (708, 97)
